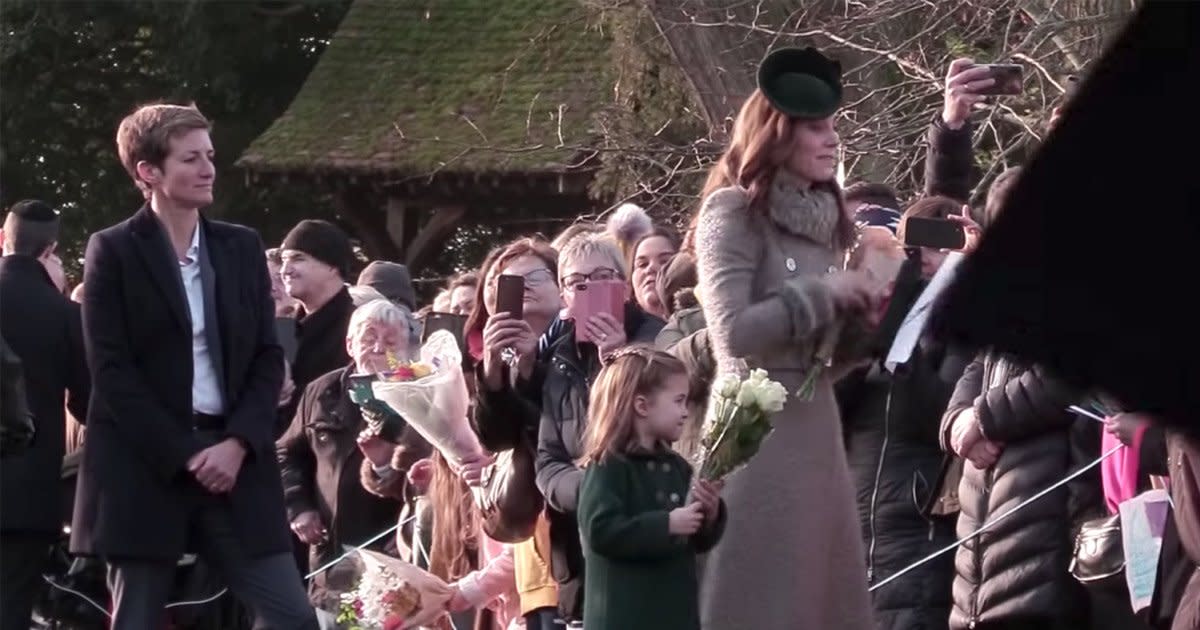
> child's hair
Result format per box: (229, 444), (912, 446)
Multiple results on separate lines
(427, 450), (479, 582)
(578, 345), (687, 466)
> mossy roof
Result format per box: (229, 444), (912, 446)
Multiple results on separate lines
(238, 0), (613, 176)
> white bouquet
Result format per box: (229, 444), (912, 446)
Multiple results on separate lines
(370, 330), (485, 467)
(694, 369), (787, 480)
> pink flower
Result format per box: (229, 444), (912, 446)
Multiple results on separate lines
(383, 614), (405, 630)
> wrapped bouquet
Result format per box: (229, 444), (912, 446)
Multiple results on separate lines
(335, 550), (453, 630)
(370, 330), (485, 467)
(694, 369), (788, 480)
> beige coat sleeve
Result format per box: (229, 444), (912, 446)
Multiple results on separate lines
(694, 187), (838, 371)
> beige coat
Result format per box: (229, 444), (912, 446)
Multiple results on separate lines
(694, 173), (874, 629)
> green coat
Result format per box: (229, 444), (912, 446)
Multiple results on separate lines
(577, 447), (726, 630)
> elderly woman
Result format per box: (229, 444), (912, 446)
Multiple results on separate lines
(277, 299), (431, 608)
(534, 231), (664, 623)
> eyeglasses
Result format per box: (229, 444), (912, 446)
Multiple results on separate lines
(490, 267), (556, 290)
(517, 268), (556, 287)
(562, 267), (621, 288)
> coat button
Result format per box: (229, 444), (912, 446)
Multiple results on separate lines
(646, 461), (656, 472)
(661, 463), (671, 472)
(785, 257), (797, 272)
(670, 492), (680, 503)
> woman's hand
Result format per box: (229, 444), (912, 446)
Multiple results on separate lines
(481, 312), (533, 390)
(587, 312), (627, 357)
(825, 270), (877, 313)
(1105, 412), (1151, 447)
(950, 408), (1003, 469)
(690, 479), (724, 525)
(407, 458), (434, 494)
(451, 452), (497, 487)
(948, 205), (984, 254)
(942, 58), (993, 129)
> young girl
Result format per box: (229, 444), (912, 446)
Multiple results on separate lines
(575, 346), (726, 630)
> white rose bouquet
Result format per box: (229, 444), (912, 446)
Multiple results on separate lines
(694, 369), (787, 480)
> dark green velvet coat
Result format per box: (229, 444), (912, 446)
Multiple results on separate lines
(577, 447), (726, 630)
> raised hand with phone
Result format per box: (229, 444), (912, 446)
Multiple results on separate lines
(942, 57), (1023, 130)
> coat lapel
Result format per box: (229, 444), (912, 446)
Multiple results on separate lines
(130, 207), (190, 334)
(202, 218), (238, 402)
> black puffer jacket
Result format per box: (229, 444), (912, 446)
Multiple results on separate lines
(940, 352), (1102, 629)
(534, 303), (663, 621)
(839, 338), (971, 630)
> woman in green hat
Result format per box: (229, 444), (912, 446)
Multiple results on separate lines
(692, 47), (878, 629)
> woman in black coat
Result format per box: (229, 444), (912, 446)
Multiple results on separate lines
(941, 353), (1102, 630)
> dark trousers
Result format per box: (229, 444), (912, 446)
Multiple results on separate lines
(106, 503), (317, 630)
(0, 532), (54, 630)
(524, 606), (562, 630)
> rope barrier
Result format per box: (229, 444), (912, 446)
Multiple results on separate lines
(869, 442), (1123, 593)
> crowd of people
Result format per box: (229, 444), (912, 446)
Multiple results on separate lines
(1, 31), (1198, 630)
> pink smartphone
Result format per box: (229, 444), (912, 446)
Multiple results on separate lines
(570, 280), (626, 342)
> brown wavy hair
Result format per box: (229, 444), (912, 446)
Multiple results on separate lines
(685, 89), (855, 251)
(577, 346), (687, 466)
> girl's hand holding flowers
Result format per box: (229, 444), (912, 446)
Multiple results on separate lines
(451, 451), (497, 487)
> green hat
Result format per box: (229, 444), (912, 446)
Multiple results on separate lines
(757, 47), (843, 119)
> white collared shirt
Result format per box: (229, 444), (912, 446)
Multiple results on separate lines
(179, 225), (225, 415)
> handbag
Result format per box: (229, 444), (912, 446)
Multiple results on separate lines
(1069, 513), (1125, 587)
(475, 437), (543, 543)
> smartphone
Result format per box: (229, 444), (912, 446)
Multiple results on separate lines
(903, 217), (966, 250)
(347, 374), (406, 443)
(975, 63), (1023, 96)
(421, 312), (468, 352)
(570, 280), (626, 343)
(495, 274), (525, 320)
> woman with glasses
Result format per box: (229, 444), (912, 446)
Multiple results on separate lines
(464, 238), (565, 630)
(534, 231), (664, 625)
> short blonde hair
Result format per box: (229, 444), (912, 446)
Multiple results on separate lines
(557, 232), (627, 283)
(116, 103), (211, 194)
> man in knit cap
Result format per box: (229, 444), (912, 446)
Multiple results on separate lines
(279, 219), (357, 431)
(0, 199), (90, 630)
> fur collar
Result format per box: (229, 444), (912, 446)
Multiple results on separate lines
(766, 170), (840, 247)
